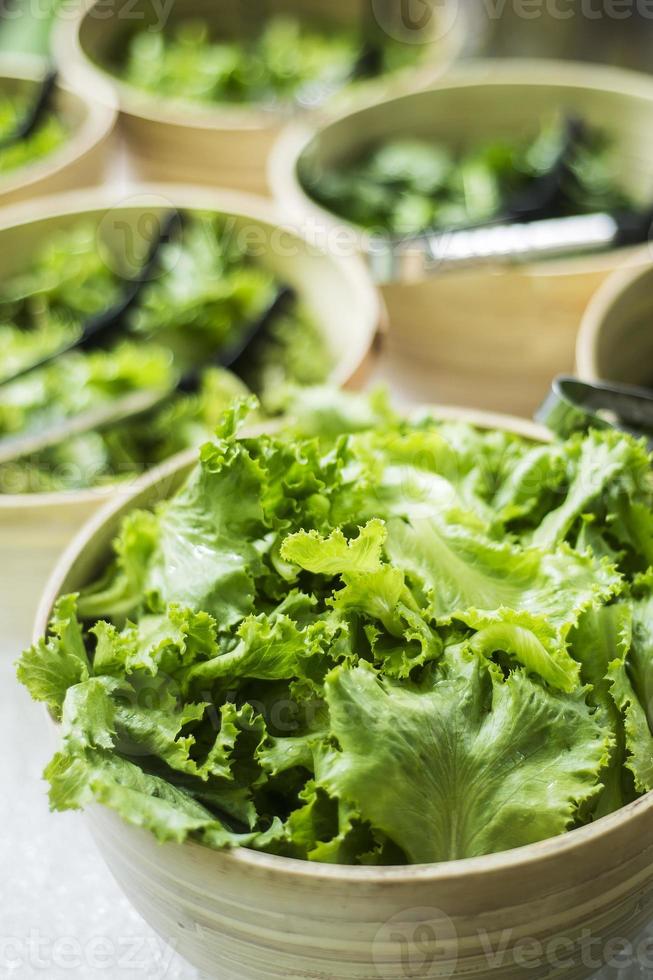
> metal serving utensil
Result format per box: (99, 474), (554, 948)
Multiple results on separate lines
(365, 113), (653, 283)
(536, 375), (653, 450)
(0, 67), (58, 152)
(0, 284), (296, 466)
(369, 207), (653, 283)
(0, 209), (183, 388)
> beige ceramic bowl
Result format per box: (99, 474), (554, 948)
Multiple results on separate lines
(0, 54), (115, 206)
(577, 250), (653, 387)
(270, 59), (653, 418)
(31, 406), (653, 980)
(0, 183), (381, 655)
(53, 0), (466, 196)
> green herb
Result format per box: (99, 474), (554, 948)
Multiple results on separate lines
(0, 88), (67, 176)
(18, 394), (653, 863)
(301, 116), (633, 235)
(0, 213), (330, 493)
(115, 17), (418, 107)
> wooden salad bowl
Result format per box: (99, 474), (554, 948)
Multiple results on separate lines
(0, 184), (381, 654)
(30, 406), (653, 980)
(0, 53), (115, 207)
(577, 249), (653, 389)
(269, 59), (653, 418)
(52, 0), (467, 196)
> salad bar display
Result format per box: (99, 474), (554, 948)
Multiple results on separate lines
(5, 4), (653, 979)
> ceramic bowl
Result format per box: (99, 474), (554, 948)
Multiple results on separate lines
(0, 54), (115, 207)
(270, 59), (653, 417)
(577, 250), (653, 388)
(32, 406), (653, 980)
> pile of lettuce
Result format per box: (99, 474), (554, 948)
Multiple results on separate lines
(17, 394), (653, 864)
(301, 116), (633, 235)
(115, 17), (418, 108)
(0, 212), (328, 494)
(0, 88), (67, 176)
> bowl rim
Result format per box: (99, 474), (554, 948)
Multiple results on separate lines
(52, 0), (465, 133)
(34, 405), (653, 883)
(268, 57), (653, 278)
(0, 52), (116, 196)
(0, 181), (381, 512)
(576, 246), (653, 381)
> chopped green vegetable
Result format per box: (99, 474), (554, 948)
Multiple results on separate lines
(18, 396), (653, 864)
(301, 116), (633, 235)
(0, 87), (67, 176)
(0, 212), (330, 493)
(114, 17), (419, 108)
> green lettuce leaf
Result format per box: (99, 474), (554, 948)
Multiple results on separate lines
(17, 595), (91, 717)
(146, 434), (269, 628)
(17, 405), (653, 866)
(321, 650), (610, 863)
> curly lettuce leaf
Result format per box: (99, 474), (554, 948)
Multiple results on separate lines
(16, 408), (653, 866)
(16, 594), (91, 717)
(321, 650), (610, 863)
(146, 433), (269, 628)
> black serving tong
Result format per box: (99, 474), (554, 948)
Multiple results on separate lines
(504, 115), (587, 224)
(294, 0), (384, 108)
(349, 0), (385, 82)
(0, 67), (58, 152)
(176, 284), (295, 394)
(0, 283), (296, 465)
(0, 210), (183, 389)
(373, 113), (653, 280)
(536, 376), (653, 451)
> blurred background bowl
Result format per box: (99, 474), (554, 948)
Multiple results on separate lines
(54, 0), (467, 196)
(0, 183), (381, 655)
(270, 59), (653, 417)
(0, 54), (116, 206)
(577, 251), (653, 388)
(31, 405), (653, 980)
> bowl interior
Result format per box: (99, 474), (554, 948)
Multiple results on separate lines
(0, 71), (83, 126)
(78, 0), (441, 90)
(296, 66), (653, 212)
(0, 193), (377, 389)
(0, 69), (90, 180)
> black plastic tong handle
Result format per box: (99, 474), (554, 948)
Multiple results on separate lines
(505, 115), (587, 223)
(0, 209), (183, 387)
(80, 209), (184, 351)
(0, 68), (58, 152)
(177, 284), (296, 393)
